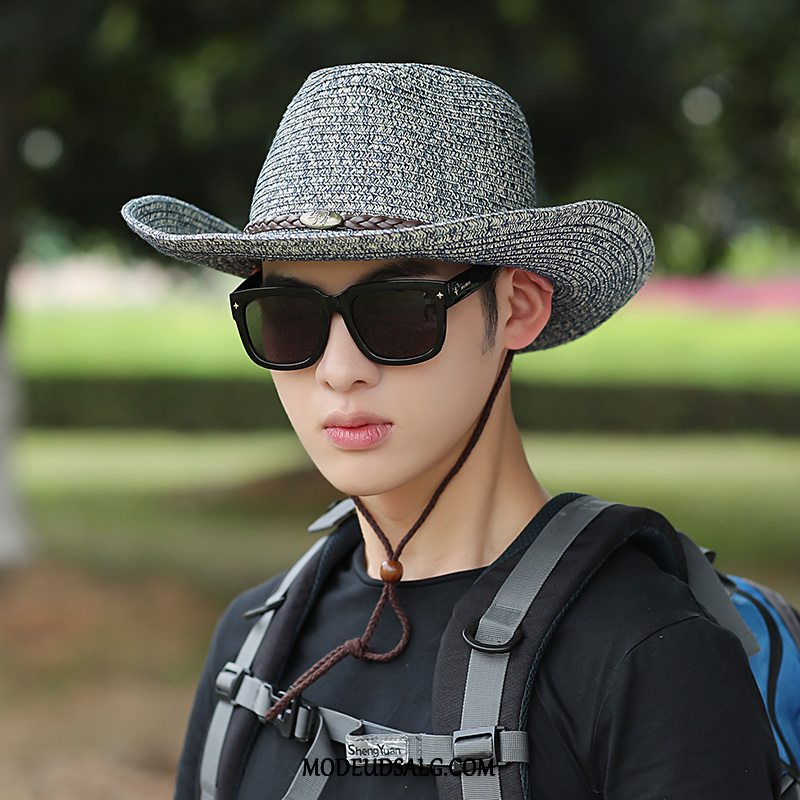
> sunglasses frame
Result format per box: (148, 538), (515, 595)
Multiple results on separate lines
(229, 264), (492, 370)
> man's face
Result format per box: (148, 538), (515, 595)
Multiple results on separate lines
(261, 257), (509, 499)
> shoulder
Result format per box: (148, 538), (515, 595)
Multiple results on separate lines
(530, 537), (708, 746)
(530, 538), (781, 795)
(207, 571), (288, 668)
(546, 537), (709, 672)
(585, 597), (782, 796)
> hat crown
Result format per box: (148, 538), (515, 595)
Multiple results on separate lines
(248, 62), (537, 226)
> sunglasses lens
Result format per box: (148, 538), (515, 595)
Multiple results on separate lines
(244, 294), (326, 365)
(352, 287), (439, 359)
(239, 285), (442, 367)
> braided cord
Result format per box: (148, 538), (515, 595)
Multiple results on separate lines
(264, 348), (515, 721)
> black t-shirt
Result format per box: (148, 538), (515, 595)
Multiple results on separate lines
(175, 492), (782, 799)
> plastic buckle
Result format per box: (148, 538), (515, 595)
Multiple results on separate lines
(307, 497), (356, 533)
(780, 771), (800, 798)
(269, 687), (317, 743)
(215, 662), (249, 701)
(242, 595), (285, 620)
(451, 725), (500, 773)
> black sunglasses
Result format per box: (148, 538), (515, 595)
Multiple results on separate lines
(229, 264), (492, 370)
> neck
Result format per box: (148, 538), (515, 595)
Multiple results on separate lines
(356, 381), (551, 581)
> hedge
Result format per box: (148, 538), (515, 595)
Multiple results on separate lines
(18, 377), (799, 434)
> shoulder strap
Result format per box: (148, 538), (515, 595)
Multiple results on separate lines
(675, 531), (760, 656)
(432, 494), (690, 800)
(200, 498), (359, 800)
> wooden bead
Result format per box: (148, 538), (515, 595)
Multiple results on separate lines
(380, 559), (403, 583)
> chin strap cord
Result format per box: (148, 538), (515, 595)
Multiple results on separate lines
(265, 348), (515, 722)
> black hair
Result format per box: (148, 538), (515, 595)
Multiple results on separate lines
(476, 265), (502, 354)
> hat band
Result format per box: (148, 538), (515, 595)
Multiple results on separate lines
(244, 211), (426, 234)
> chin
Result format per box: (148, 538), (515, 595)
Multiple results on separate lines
(323, 474), (397, 500)
(315, 459), (409, 500)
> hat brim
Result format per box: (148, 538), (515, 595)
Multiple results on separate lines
(120, 194), (654, 352)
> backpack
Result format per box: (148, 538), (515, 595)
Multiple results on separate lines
(197, 494), (800, 800)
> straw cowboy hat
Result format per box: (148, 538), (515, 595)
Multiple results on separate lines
(121, 61), (655, 351)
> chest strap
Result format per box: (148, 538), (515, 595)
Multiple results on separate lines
(217, 666), (529, 766)
(214, 666), (529, 800)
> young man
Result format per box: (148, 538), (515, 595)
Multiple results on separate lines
(122, 62), (782, 799)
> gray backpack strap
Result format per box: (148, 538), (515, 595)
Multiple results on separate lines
(676, 531), (761, 657)
(307, 497), (357, 533)
(456, 495), (614, 800)
(199, 534), (330, 800)
(278, 713), (338, 800)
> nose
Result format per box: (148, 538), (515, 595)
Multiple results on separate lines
(314, 310), (378, 387)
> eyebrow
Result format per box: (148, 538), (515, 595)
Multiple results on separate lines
(261, 259), (442, 289)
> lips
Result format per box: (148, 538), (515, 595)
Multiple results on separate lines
(322, 410), (392, 429)
(324, 422), (393, 450)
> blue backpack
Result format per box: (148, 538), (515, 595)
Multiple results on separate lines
(719, 571), (800, 794)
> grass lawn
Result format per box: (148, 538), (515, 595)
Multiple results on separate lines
(11, 430), (800, 599)
(7, 303), (800, 391)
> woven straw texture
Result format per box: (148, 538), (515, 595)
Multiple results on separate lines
(120, 62), (655, 352)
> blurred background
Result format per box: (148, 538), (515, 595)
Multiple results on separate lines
(1, 1), (799, 797)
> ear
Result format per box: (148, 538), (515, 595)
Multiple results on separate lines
(500, 268), (554, 351)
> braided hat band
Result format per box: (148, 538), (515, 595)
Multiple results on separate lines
(121, 61), (655, 351)
(243, 211), (425, 233)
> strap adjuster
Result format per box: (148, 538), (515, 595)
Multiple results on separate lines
(451, 725), (501, 772)
(216, 667), (317, 743)
(215, 662), (250, 700)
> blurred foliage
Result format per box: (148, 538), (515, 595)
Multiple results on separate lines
(3, 0), (800, 318)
